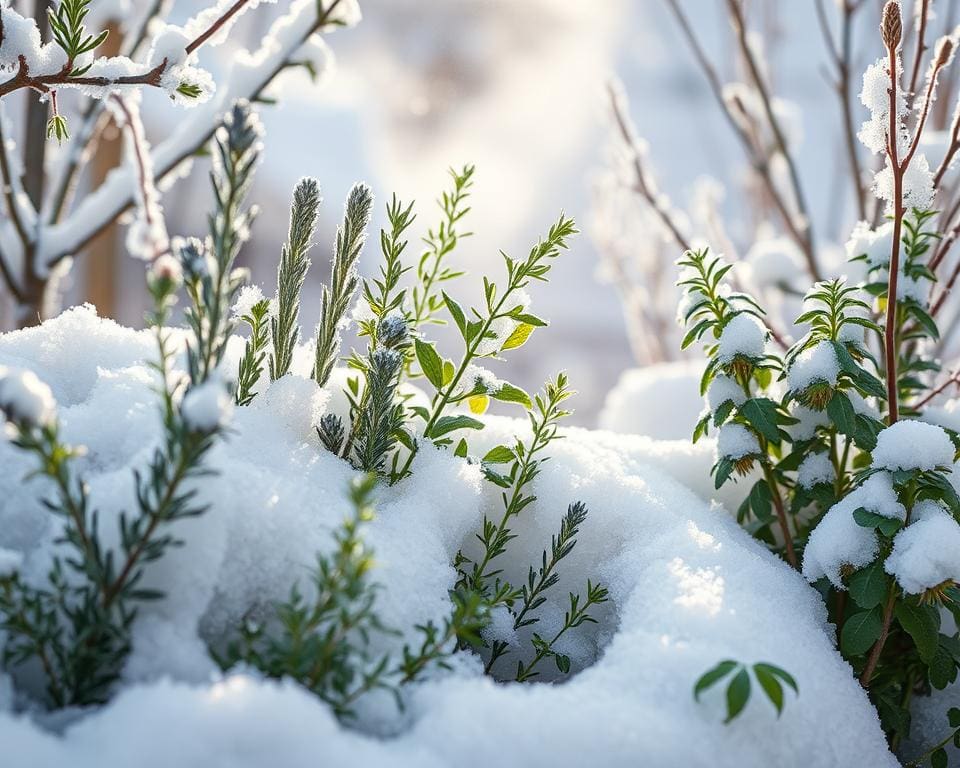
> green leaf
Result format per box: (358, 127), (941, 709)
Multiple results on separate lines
(908, 302), (940, 340)
(848, 562), (888, 610)
(752, 665), (783, 715)
(454, 438), (468, 458)
(948, 707), (960, 728)
(754, 662), (798, 694)
(492, 382), (533, 409)
(826, 391), (856, 437)
(928, 644), (957, 690)
(739, 398), (781, 444)
(932, 747), (948, 768)
(841, 608), (883, 656)
(414, 339), (444, 389)
(431, 415), (485, 438)
(694, 659), (738, 701)
(895, 600), (940, 664)
(482, 445), (515, 464)
(443, 292), (468, 340)
(501, 322), (535, 351)
(852, 507), (902, 537)
(725, 667), (751, 723)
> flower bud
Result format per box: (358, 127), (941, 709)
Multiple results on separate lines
(881, 1), (902, 52)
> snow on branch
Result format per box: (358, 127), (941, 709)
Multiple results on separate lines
(37, 0), (357, 274)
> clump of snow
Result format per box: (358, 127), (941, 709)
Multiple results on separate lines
(885, 506), (960, 594)
(0, 308), (897, 766)
(0, 365), (57, 427)
(706, 375), (746, 413)
(846, 220), (894, 268)
(872, 420), (955, 472)
(787, 341), (839, 394)
(598, 361), (704, 440)
(803, 472), (906, 588)
(716, 313), (767, 364)
(462, 364), (502, 395)
(797, 453), (834, 489)
(873, 154), (935, 214)
(147, 25), (216, 105)
(181, 380), (234, 433)
(231, 285), (267, 321)
(0, 547), (22, 578)
(858, 58), (907, 156)
(716, 423), (760, 460)
(789, 405), (831, 442)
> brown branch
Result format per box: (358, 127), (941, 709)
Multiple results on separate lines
(726, 0), (819, 280)
(934, 104), (960, 189)
(907, 0), (931, 103)
(0, 57), (166, 99)
(186, 0), (251, 54)
(884, 43), (904, 427)
(662, 0), (820, 280)
(913, 369), (960, 407)
(606, 81), (692, 252)
(815, 0), (868, 220)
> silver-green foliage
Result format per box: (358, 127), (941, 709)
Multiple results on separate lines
(270, 177), (322, 381)
(312, 183), (375, 387)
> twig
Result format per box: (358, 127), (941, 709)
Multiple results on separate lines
(814, 0), (868, 220)
(662, 0), (821, 280)
(185, 0), (251, 54)
(907, 0), (931, 104)
(912, 369), (960, 407)
(726, 0), (819, 280)
(606, 81), (692, 252)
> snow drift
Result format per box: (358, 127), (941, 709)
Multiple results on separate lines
(0, 307), (895, 766)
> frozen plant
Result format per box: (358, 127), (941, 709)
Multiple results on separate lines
(0, 0), (358, 327)
(679, 3), (960, 758)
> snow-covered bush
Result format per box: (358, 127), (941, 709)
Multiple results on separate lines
(0, 0), (357, 327)
(678, 3), (960, 763)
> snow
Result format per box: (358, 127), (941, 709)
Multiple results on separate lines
(797, 453), (834, 490)
(742, 236), (805, 291)
(0, 307), (897, 766)
(858, 58), (907, 156)
(598, 361), (704, 440)
(787, 341), (839, 394)
(181, 379), (235, 433)
(716, 314), (767, 364)
(706, 375), (746, 413)
(0, 365), (57, 427)
(231, 285), (267, 321)
(884, 506), (960, 594)
(873, 154), (935, 214)
(803, 472), (906, 589)
(462, 364), (502, 395)
(716, 423), (760, 460)
(846, 221), (894, 269)
(0, 546), (22, 578)
(788, 405), (831, 442)
(872, 420), (955, 472)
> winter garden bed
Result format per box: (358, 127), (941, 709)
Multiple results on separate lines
(0, 305), (895, 766)
(8, 0), (960, 766)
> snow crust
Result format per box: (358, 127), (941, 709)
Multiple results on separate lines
(0, 307), (897, 766)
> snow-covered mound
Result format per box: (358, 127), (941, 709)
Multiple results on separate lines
(598, 361), (704, 440)
(0, 307), (895, 767)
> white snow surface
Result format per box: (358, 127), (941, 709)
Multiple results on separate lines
(797, 453), (834, 490)
(872, 420), (956, 472)
(598, 361), (704, 441)
(0, 307), (897, 766)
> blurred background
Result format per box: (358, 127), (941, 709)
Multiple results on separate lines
(6, 0), (943, 424)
